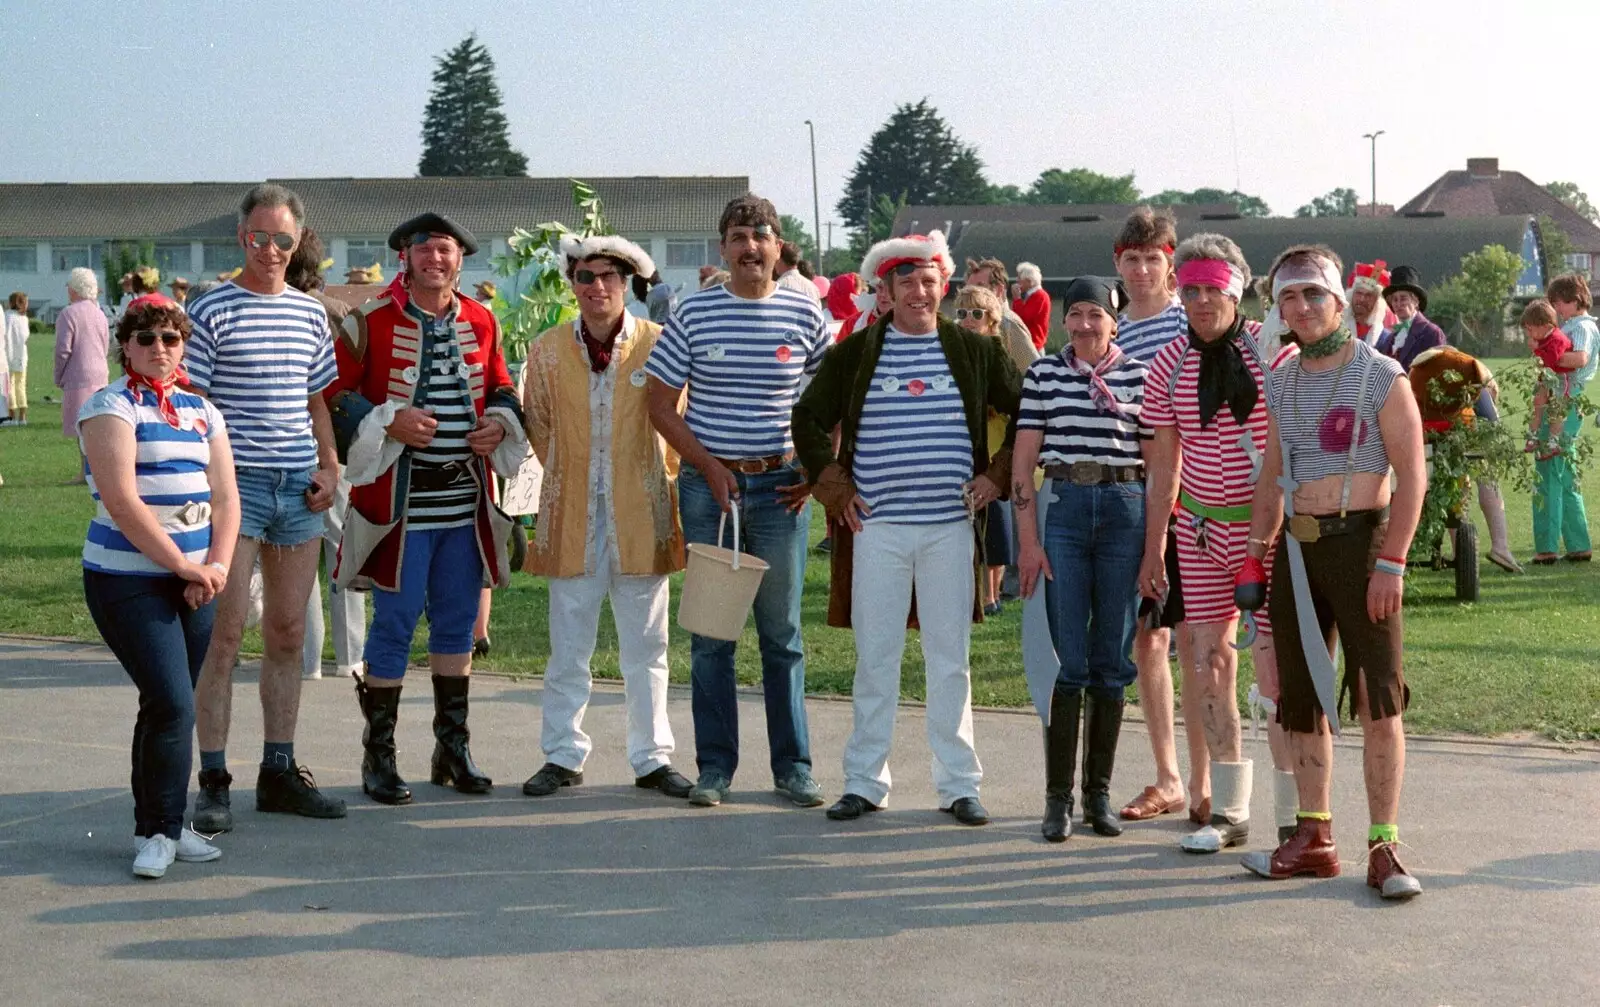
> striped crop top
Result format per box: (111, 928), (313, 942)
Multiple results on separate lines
(1267, 340), (1403, 484)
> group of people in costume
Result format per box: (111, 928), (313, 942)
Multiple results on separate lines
(92, 178), (1585, 901)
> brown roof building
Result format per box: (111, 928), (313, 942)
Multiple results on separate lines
(1399, 157), (1600, 280)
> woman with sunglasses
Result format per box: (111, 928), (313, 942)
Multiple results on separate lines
(78, 294), (239, 879)
(1014, 277), (1152, 841)
(954, 284), (1038, 613)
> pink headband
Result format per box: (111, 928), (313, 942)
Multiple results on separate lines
(1175, 259), (1245, 301)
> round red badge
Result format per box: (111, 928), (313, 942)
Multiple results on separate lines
(192, 418), (208, 437)
(775, 345), (792, 363)
(907, 379), (926, 396)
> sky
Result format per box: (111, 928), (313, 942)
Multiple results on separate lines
(3, 0), (1598, 249)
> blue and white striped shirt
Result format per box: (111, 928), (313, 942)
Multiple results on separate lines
(853, 328), (973, 524)
(644, 283), (829, 457)
(183, 282), (337, 469)
(79, 377), (225, 577)
(1018, 351), (1153, 467)
(1116, 302), (1186, 363)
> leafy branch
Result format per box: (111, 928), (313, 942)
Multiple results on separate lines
(488, 179), (610, 360)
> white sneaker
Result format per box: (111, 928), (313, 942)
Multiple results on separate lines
(132, 828), (220, 863)
(132, 835), (177, 879)
(304, 664), (324, 680)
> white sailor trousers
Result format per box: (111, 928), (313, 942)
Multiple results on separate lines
(844, 519), (982, 807)
(541, 541), (675, 777)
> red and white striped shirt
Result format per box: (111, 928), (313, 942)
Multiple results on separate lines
(1142, 326), (1269, 509)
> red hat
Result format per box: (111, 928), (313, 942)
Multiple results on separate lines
(125, 293), (179, 311)
(1349, 259), (1391, 292)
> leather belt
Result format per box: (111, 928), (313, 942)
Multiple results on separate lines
(409, 462), (475, 492)
(1043, 461), (1145, 486)
(1285, 506), (1389, 544)
(711, 451), (795, 474)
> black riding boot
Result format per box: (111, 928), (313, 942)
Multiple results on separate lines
(430, 674), (492, 793)
(355, 674), (411, 805)
(1042, 686), (1082, 843)
(1081, 687), (1126, 837)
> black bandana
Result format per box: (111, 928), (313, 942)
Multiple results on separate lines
(1189, 316), (1257, 428)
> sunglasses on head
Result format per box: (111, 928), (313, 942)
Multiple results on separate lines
(132, 330), (183, 348)
(955, 308), (990, 321)
(574, 268), (627, 286)
(244, 230), (296, 251)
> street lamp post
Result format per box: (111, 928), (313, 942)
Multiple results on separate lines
(805, 120), (822, 267)
(1361, 129), (1386, 214)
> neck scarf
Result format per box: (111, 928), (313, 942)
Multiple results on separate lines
(1189, 316), (1257, 427)
(125, 366), (189, 430)
(579, 316), (624, 373)
(1065, 342), (1129, 418)
(1301, 326), (1353, 359)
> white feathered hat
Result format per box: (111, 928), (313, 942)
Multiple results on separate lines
(558, 234), (657, 279)
(860, 230), (954, 282)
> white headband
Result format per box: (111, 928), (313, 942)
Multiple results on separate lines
(1272, 257), (1346, 306)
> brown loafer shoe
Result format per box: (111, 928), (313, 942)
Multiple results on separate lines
(1188, 797), (1211, 826)
(1121, 785), (1187, 821)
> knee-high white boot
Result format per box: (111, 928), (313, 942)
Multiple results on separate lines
(1180, 759), (1252, 853)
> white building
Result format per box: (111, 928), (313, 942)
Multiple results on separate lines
(0, 175), (750, 319)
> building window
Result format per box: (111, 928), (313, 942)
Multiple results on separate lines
(51, 245), (92, 272)
(665, 239), (720, 269)
(153, 243), (193, 275)
(345, 240), (399, 270)
(203, 241), (245, 275)
(0, 245), (37, 272)
(1564, 252), (1593, 273)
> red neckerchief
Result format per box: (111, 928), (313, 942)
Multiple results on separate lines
(125, 366), (189, 430)
(579, 316), (624, 373)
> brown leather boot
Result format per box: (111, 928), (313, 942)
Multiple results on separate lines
(1367, 840), (1422, 899)
(1240, 816), (1340, 879)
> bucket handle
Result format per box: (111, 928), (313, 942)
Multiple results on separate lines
(716, 507), (742, 571)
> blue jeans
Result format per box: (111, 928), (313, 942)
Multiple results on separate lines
(678, 460), (811, 781)
(1041, 479), (1145, 690)
(83, 569), (216, 840)
(365, 525), (484, 679)
(235, 466), (323, 547)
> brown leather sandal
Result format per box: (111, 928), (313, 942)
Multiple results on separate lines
(1188, 797), (1212, 825)
(1120, 785), (1187, 821)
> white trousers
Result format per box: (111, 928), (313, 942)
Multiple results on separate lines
(845, 520), (982, 807)
(542, 546), (675, 777)
(303, 481), (366, 676)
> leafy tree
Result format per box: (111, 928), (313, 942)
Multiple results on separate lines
(985, 183), (1026, 205)
(1026, 167), (1139, 205)
(1538, 213), (1578, 278)
(101, 241), (154, 307)
(418, 34), (528, 177)
(1426, 243), (1525, 355)
(490, 179), (608, 359)
(1150, 187), (1272, 217)
(1545, 181), (1599, 222)
(1294, 187), (1359, 218)
(820, 247), (861, 275)
(779, 214), (816, 261)
(836, 100), (990, 232)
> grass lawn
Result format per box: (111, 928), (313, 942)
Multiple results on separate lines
(4, 336), (1598, 738)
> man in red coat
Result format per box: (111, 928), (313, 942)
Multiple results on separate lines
(1011, 261), (1053, 349)
(325, 212), (528, 807)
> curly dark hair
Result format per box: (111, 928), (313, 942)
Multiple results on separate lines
(1114, 206), (1178, 255)
(114, 299), (192, 370)
(718, 194), (781, 238)
(285, 226), (327, 293)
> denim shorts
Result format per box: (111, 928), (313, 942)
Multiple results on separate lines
(235, 466), (324, 547)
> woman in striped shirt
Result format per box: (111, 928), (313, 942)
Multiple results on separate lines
(1014, 276), (1153, 842)
(78, 295), (239, 879)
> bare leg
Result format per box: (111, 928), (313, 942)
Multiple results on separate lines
(195, 536), (262, 752)
(1188, 620), (1242, 763)
(1289, 718), (1335, 813)
(431, 652), (471, 678)
(1131, 624), (1183, 800)
(1176, 623), (1210, 806)
(473, 587), (492, 643)
(257, 540), (323, 744)
(1352, 677), (1404, 825)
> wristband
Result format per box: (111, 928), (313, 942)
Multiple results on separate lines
(1373, 558), (1406, 577)
(207, 561), (229, 577)
(1377, 554), (1407, 567)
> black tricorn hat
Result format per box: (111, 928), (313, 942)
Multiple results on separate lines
(1382, 265), (1428, 314)
(388, 213), (479, 257)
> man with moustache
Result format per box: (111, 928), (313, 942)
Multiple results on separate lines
(646, 195), (831, 809)
(323, 212), (528, 806)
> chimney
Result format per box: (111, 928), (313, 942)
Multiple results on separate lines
(1467, 157), (1500, 178)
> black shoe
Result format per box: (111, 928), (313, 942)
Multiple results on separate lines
(944, 797), (990, 826)
(1042, 794), (1073, 843)
(1082, 791), (1124, 837)
(983, 602), (1002, 617)
(635, 765), (693, 799)
(256, 762), (347, 818)
(430, 675), (492, 793)
(192, 768), (234, 833)
(1043, 686), (1081, 842)
(522, 762), (583, 796)
(814, 536), (832, 555)
(1081, 687), (1126, 837)
(355, 676), (411, 806)
(825, 793), (882, 820)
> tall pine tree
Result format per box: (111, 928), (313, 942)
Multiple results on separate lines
(418, 34), (528, 177)
(836, 100), (990, 236)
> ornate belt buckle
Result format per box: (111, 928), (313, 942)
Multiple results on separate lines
(1069, 460), (1101, 485)
(1289, 514), (1321, 544)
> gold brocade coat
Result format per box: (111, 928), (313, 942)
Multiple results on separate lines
(520, 317), (685, 578)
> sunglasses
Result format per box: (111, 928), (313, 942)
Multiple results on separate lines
(574, 268), (626, 286)
(132, 330), (183, 348)
(244, 230), (296, 251)
(955, 308), (990, 321)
